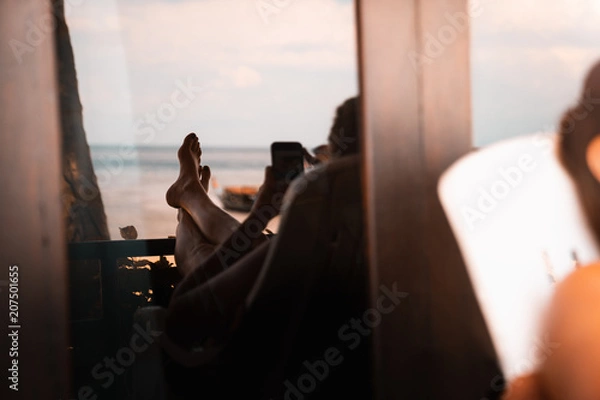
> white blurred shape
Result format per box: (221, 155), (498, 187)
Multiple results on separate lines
(439, 133), (600, 381)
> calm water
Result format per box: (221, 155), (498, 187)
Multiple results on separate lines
(91, 145), (275, 240)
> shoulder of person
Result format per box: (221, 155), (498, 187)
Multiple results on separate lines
(283, 155), (360, 206)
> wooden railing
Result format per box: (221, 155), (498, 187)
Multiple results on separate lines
(68, 238), (177, 398)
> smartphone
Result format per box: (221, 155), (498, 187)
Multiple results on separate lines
(271, 141), (304, 183)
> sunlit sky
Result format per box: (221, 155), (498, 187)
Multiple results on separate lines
(67, 0), (600, 148)
(471, 0), (600, 145)
(67, 0), (357, 149)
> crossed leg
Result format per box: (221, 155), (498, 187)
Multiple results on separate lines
(165, 135), (272, 347)
(174, 209), (217, 276)
(166, 133), (241, 246)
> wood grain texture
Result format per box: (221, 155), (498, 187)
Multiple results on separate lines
(54, 0), (110, 242)
(357, 0), (502, 398)
(0, 0), (70, 398)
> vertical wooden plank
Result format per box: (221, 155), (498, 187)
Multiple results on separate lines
(356, 1), (431, 399)
(357, 0), (501, 398)
(419, 2), (501, 399)
(0, 1), (70, 399)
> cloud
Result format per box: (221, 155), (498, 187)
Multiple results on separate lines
(470, 0), (600, 145)
(66, 0), (358, 147)
(219, 66), (262, 88)
(68, 0), (356, 71)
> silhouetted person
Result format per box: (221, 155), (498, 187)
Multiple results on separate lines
(161, 97), (368, 399)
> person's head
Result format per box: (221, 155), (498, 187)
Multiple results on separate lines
(541, 263), (600, 400)
(559, 61), (600, 245)
(504, 263), (600, 400)
(311, 144), (331, 164)
(328, 96), (360, 158)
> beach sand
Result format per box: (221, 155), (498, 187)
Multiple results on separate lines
(93, 146), (279, 240)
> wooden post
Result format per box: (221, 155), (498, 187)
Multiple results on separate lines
(0, 0), (70, 398)
(357, 0), (502, 398)
(54, 0), (111, 243)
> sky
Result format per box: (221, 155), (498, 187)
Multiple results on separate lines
(470, 0), (600, 145)
(66, 0), (358, 149)
(66, 0), (600, 148)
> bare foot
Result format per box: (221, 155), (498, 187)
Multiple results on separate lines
(200, 165), (211, 192)
(166, 133), (203, 208)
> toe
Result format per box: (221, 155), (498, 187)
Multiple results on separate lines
(180, 133), (198, 156)
(200, 165), (211, 191)
(184, 132), (197, 142)
(189, 135), (200, 155)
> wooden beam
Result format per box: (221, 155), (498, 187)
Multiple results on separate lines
(357, 0), (502, 398)
(0, 1), (70, 398)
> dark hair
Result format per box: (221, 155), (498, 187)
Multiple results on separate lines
(558, 61), (600, 245)
(328, 96), (360, 157)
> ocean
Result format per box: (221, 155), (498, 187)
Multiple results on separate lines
(90, 145), (278, 240)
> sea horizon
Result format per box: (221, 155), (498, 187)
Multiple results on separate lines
(89, 145), (278, 240)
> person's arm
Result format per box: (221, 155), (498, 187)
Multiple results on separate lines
(302, 147), (320, 166)
(164, 207), (274, 349)
(164, 166), (313, 350)
(170, 166), (287, 300)
(165, 241), (271, 348)
(171, 208), (270, 299)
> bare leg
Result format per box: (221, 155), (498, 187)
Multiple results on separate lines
(166, 241), (271, 347)
(174, 209), (216, 277)
(166, 133), (240, 244)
